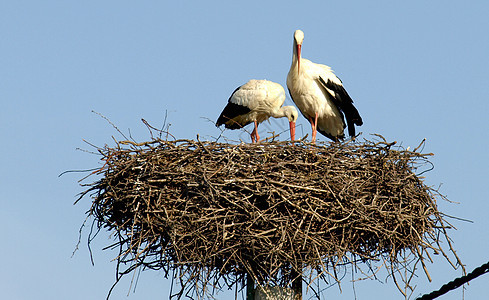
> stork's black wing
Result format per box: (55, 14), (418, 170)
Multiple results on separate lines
(318, 76), (363, 137)
(216, 85), (252, 129)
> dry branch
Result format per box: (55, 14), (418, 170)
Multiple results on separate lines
(77, 135), (464, 298)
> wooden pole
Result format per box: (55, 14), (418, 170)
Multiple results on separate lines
(253, 270), (301, 300)
(248, 267), (301, 300)
(246, 273), (255, 300)
(291, 269), (302, 300)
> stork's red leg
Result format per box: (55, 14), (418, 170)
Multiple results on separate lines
(251, 120), (259, 143)
(254, 120), (260, 142)
(313, 112), (318, 143)
(309, 113), (318, 143)
(308, 116), (315, 142)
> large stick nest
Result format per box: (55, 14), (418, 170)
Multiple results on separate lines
(78, 135), (463, 298)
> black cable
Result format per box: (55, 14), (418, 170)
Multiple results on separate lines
(416, 261), (489, 300)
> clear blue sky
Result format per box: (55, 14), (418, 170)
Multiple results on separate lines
(1, 1), (488, 299)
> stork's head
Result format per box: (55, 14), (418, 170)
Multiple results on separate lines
(294, 30), (304, 45)
(283, 106), (298, 141)
(294, 30), (304, 75)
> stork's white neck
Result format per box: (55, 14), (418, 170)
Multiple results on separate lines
(271, 106), (298, 123)
(291, 30), (304, 66)
(291, 39), (299, 68)
(291, 30), (304, 76)
(272, 106), (287, 119)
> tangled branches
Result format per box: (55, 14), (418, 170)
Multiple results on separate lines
(77, 135), (464, 298)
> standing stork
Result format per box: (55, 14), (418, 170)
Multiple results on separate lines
(216, 79), (298, 143)
(287, 29), (363, 143)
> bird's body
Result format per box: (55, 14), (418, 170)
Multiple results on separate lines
(287, 30), (362, 142)
(216, 79), (298, 142)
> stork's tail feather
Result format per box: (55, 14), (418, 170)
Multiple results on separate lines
(347, 119), (356, 137)
(344, 103), (363, 136)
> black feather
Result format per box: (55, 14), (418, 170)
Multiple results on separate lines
(318, 76), (363, 137)
(216, 102), (252, 129)
(216, 85), (252, 129)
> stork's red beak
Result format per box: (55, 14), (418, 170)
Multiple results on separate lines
(290, 121), (296, 141)
(297, 44), (301, 75)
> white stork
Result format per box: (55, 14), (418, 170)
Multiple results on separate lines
(286, 29), (363, 143)
(216, 79), (298, 143)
